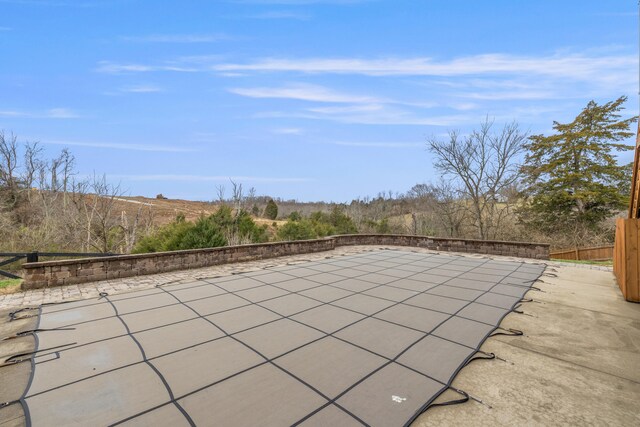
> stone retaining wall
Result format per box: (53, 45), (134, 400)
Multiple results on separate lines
(21, 235), (549, 290)
(333, 234), (549, 259)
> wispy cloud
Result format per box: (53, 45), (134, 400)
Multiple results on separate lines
(307, 104), (383, 114)
(0, 0), (108, 6)
(594, 11), (638, 17)
(272, 127), (304, 134)
(0, 110), (25, 117)
(241, 10), (310, 20)
(459, 91), (557, 101)
(212, 53), (637, 86)
(255, 109), (475, 126)
(0, 108), (80, 119)
(119, 84), (163, 93)
(229, 83), (382, 103)
(95, 61), (197, 74)
(112, 174), (312, 183)
(231, 0), (370, 4)
(120, 33), (229, 43)
(97, 50), (637, 95)
(326, 141), (422, 148)
(46, 108), (79, 118)
(41, 140), (196, 152)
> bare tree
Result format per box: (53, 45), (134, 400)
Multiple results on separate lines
(215, 184), (226, 203)
(23, 142), (44, 193)
(246, 186), (257, 212)
(429, 180), (468, 238)
(229, 179), (243, 212)
(406, 181), (468, 237)
(0, 131), (20, 209)
(59, 149), (75, 207)
(428, 119), (527, 240)
(71, 174), (125, 253)
(120, 205), (154, 253)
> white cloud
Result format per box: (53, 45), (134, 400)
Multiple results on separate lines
(448, 102), (479, 111)
(95, 61), (197, 74)
(0, 110), (25, 117)
(218, 72), (247, 77)
(272, 127), (304, 134)
(327, 141), (422, 148)
(212, 53), (637, 86)
(307, 104), (384, 114)
(0, 108), (80, 119)
(41, 140), (196, 152)
(119, 85), (163, 93)
(111, 174), (312, 183)
(460, 91), (557, 101)
(46, 108), (79, 118)
(231, 0), (370, 4)
(244, 10), (310, 19)
(228, 83), (383, 103)
(120, 34), (228, 43)
(98, 51), (636, 99)
(255, 108), (475, 126)
(0, 0), (111, 6)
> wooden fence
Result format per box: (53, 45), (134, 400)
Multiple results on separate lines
(549, 245), (614, 261)
(614, 218), (640, 302)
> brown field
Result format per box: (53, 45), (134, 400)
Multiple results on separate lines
(114, 196), (287, 229)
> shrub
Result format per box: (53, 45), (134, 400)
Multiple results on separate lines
(133, 206), (268, 253)
(264, 199), (278, 220)
(173, 216), (227, 250)
(210, 205), (268, 244)
(276, 207), (358, 241)
(309, 207), (357, 235)
(288, 211), (302, 221)
(328, 207), (358, 234)
(276, 219), (316, 241)
(132, 218), (194, 253)
(375, 218), (391, 234)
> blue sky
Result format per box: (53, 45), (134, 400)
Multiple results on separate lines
(1, 0), (638, 202)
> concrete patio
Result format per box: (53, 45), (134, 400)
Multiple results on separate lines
(416, 261), (640, 426)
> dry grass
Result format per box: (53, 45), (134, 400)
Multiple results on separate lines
(114, 196), (218, 226)
(550, 259), (613, 266)
(0, 279), (22, 294)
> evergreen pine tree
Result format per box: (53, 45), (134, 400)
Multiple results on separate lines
(520, 96), (636, 239)
(264, 199), (278, 220)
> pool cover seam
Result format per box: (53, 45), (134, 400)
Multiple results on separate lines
(113, 276), (371, 426)
(34, 274), (528, 333)
(102, 295), (196, 427)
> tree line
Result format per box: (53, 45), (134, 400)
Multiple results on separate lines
(0, 96), (635, 255)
